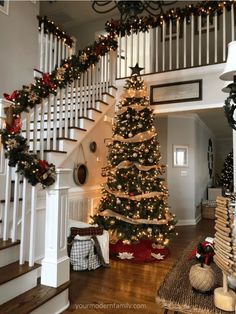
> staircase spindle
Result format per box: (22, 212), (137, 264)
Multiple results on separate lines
(198, 15), (202, 66)
(75, 79), (79, 127)
(44, 32), (49, 73)
(183, 17), (187, 68)
(39, 22), (44, 72)
(46, 95), (52, 150)
(12, 171), (20, 243)
(29, 186), (37, 267)
(231, 3), (235, 41)
(130, 30), (134, 69)
(79, 76), (83, 116)
(33, 106), (38, 154)
(88, 67), (92, 106)
(64, 84), (69, 138)
(59, 89), (65, 138)
(84, 71), (88, 118)
(58, 38), (62, 67)
(70, 81), (74, 128)
(19, 178), (28, 264)
(49, 33), (53, 73)
(214, 13), (218, 63)
(223, 6), (226, 61)
(162, 21), (165, 71)
(176, 19), (180, 69)
(169, 20), (172, 71)
(53, 36), (57, 69)
(91, 66), (96, 109)
(124, 35), (128, 77)
(3, 165), (12, 241)
(206, 14), (210, 65)
(155, 27), (159, 72)
(191, 14), (194, 67)
(40, 100), (45, 159)
(118, 34), (122, 78)
(52, 93), (58, 150)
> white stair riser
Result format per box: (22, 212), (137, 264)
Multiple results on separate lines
(95, 101), (108, 111)
(28, 118), (91, 130)
(0, 268), (39, 305)
(87, 110), (101, 120)
(58, 139), (77, 152)
(30, 288), (69, 314)
(0, 244), (19, 268)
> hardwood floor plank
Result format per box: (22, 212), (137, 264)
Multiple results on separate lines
(63, 219), (214, 314)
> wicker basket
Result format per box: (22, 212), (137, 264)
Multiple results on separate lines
(201, 201), (216, 219)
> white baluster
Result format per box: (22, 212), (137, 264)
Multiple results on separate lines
(198, 15), (202, 66)
(49, 33), (53, 73)
(131, 30), (134, 68)
(109, 49), (117, 88)
(91, 66), (96, 108)
(80, 75), (84, 116)
(214, 13), (218, 63)
(88, 67), (92, 106)
(156, 27), (159, 72)
(64, 84), (69, 138)
(40, 100), (45, 159)
(62, 40), (65, 60)
(206, 14), (210, 64)
(231, 3), (235, 41)
(70, 81), (74, 127)
(223, 6), (226, 61)
(124, 35), (128, 77)
(47, 95), (52, 150)
(19, 178), (28, 264)
(52, 93), (58, 150)
(58, 38), (62, 66)
(137, 32), (140, 66)
(12, 171), (19, 242)
(183, 17), (187, 68)
(33, 106), (38, 154)
(176, 19), (180, 69)
(105, 53), (109, 92)
(169, 19), (172, 71)
(143, 31), (146, 72)
(59, 89), (64, 138)
(118, 34), (122, 79)
(29, 186), (37, 267)
(162, 21), (165, 71)
(84, 71), (88, 118)
(75, 79), (79, 127)
(39, 22), (44, 72)
(3, 165), (11, 241)
(44, 32), (49, 73)
(53, 36), (57, 68)
(191, 14), (194, 67)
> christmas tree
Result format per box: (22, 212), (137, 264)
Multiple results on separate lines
(220, 151), (233, 192)
(92, 64), (177, 248)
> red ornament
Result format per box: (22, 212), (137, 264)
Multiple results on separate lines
(6, 117), (22, 134)
(129, 192), (135, 196)
(4, 90), (18, 101)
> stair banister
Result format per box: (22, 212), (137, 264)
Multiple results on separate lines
(41, 168), (71, 288)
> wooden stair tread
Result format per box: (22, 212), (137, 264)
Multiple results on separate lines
(95, 100), (109, 105)
(29, 137), (77, 142)
(87, 107), (102, 113)
(0, 281), (69, 314)
(0, 239), (20, 251)
(102, 92), (115, 98)
(68, 126), (86, 131)
(0, 261), (40, 285)
(108, 85), (118, 90)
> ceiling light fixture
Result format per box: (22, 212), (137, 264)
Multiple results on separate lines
(91, 1), (177, 22)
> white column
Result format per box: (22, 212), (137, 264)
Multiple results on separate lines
(41, 168), (71, 288)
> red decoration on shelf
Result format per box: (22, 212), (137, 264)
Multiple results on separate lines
(4, 91), (18, 101)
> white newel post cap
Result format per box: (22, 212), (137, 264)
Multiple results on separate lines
(53, 168), (72, 189)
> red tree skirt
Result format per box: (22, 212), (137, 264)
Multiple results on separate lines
(109, 239), (169, 263)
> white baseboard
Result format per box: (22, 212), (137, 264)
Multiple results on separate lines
(177, 218), (199, 226)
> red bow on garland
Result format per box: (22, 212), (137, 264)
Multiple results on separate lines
(42, 73), (56, 90)
(6, 117), (22, 134)
(4, 90), (18, 101)
(38, 159), (49, 172)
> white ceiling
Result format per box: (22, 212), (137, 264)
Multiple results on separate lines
(40, 1), (232, 142)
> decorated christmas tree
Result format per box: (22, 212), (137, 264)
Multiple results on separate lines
(92, 64), (176, 254)
(220, 151), (233, 192)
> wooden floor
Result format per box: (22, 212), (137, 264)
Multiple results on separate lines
(63, 219), (215, 314)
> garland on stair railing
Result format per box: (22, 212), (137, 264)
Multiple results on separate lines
(105, 1), (236, 36)
(37, 15), (74, 48)
(1, 35), (118, 187)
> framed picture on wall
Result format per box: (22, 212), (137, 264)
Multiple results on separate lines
(173, 145), (188, 167)
(0, 0), (9, 15)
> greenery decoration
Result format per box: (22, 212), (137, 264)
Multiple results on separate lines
(1, 35), (117, 187)
(37, 15), (74, 47)
(220, 151), (233, 192)
(105, 1), (236, 36)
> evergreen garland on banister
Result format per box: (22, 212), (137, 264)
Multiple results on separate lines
(1, 35), (118, 187)
(105, 1), (235, 36)
(37, 15), (74, 48)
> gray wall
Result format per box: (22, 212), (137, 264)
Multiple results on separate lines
(0, 1), (39, 97)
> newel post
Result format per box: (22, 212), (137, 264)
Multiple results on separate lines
(41, 168), (71, 288)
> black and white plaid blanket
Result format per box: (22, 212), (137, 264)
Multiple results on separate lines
(70, 237), (105, 271)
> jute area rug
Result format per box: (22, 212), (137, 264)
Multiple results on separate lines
(156, 236), (235, 314)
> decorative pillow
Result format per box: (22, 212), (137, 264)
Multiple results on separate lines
(70, 226), (104, 237)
